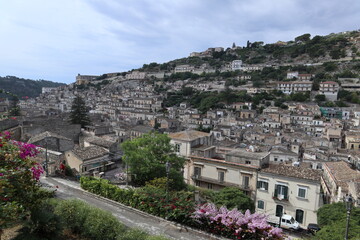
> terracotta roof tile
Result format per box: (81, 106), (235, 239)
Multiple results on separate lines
(261, 164), (321, 181)
(169, 130), (210, 141)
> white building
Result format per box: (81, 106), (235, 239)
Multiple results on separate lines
(277, 81), (312, 94)
(231, 60), (243, 71)
(256, 164), (323, 228)
(319, 81), (339, 101)
(125, 71), (147, 80)
(286, 71), (299, 79)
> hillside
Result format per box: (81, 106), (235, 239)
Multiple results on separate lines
(0, 76), (66, 99)
(137, 30), (360, 72)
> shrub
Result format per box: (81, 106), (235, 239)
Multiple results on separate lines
(82, 207), (125, 240)
(16, 200), (63, 240)
(64, 165), (74, 176)
(81, 176), (135, 205)
(146, 177), (172, 190)
(53, 199), (89, 234)
(54, 198), (125, 240)
(80, 177), (195, 225)
(211, 187), (255, 212)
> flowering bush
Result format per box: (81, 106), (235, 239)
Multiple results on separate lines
(0, 131), (43, 232)
(192, 203), (283, 239)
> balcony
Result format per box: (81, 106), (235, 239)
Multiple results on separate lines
(240, 184), (250, 190)
(273, 189), (289, 201)
(191, 175), (246, 189)
(192, 174), (201, 180)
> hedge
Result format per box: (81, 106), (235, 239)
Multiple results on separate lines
(80, 176), (195, 225)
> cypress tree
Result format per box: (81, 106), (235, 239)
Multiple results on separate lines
(69, 96), (91, 127)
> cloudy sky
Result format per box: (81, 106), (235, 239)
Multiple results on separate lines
(0, 0), (359, 84)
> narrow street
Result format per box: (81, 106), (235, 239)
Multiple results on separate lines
(40, 177), (220, 240)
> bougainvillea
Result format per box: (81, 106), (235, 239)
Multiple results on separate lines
(192, 203), (283, 239)
(0, 131), (43, 232)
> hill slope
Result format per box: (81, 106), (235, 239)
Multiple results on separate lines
(0, 76), (66, 99)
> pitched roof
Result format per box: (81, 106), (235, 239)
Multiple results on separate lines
(270, 147), (298, 156)
(28, 131), (71, 144)
(72, 145), (108, 161)
(169, 130), (210, 141)
(324, 161), (360, 183)
(261, 164), (321, 181)
(227, 149), (269, 160)
(131, 125), (153, 133)
(84, 135), (115, 148)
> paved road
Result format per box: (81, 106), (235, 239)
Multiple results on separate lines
(40, 176), (221, 240)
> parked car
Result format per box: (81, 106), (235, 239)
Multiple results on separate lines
(307, 223), (321, 235)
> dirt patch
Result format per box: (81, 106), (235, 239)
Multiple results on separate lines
(2, 225), (22, 240)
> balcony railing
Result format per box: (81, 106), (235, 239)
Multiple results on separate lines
(192, 174), (201, 180)
(240, 184), (250, 190)
(273, 189), (289, 201)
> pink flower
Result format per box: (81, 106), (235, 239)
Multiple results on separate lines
(30, 163), (44, 181)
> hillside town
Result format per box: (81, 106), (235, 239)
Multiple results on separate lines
(1, 30), (360, 238)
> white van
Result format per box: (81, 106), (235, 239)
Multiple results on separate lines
(267, 214), (300, 230)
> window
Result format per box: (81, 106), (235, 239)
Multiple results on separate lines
(295, 209), (304, 224)
(257, 180), (268, 191)
(298, 187), (307, 198)
(245, 160), (251, 164)
(175, 144), (180, 152)
(243, 176), (250, 188)
(274, 157), (278, 162)
(207, 183), (213, 189)
(257, 200), (265, 209)
(275, 184), (288, 200)
(218, 171), (225, 182)
(194, 167), (201, 178)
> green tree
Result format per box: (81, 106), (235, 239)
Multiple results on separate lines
(69, 96), (91, 127)
(9, 96), (20, 116)
(323, 62), (338, 72)
(121, 132), (186, 190)
(315, 94), (326, 102)
(295, 33), (311, 42)
(315, 202), (360, 240)
(211, 187), (255, 212)
(330, 49), (341, 59)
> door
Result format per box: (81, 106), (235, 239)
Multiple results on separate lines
(275, 205), (283, 217)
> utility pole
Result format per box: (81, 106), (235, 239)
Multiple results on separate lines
(125, 163), (128, 187)
(45, 137), (49, 177)
(165, 161), (171, 219)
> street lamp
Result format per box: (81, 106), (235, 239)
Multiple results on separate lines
(44, 137), (49, 177)
(165, 161), (171, 195)
(344, 194), (353, 240)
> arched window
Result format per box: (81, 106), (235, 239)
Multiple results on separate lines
(296, 209), (304, 224)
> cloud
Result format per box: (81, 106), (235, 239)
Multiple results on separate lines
(0, 0), (359, 83)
